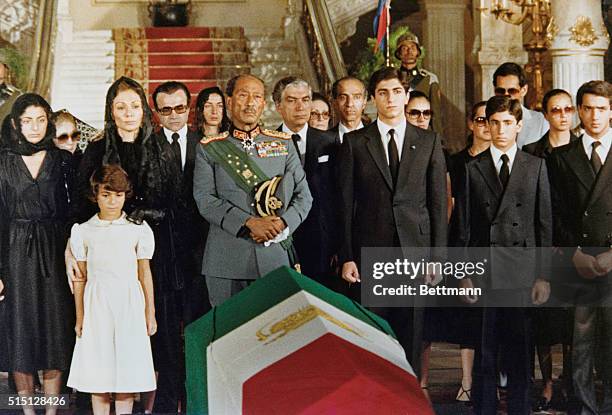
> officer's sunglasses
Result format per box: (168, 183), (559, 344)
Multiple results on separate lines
(494, 87), (521, 96)
(56, 131), (81, 142)
(158, 104), (188, 116)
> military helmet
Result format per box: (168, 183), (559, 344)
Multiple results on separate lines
(394, 33), (422, 60)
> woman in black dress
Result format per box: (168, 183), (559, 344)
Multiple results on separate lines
(0, 93), (74, 415)
(65, 76), (181, 412)
(447, 100), (490, 403)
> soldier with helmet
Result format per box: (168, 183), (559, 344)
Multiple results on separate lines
(395, 32), (443, 134)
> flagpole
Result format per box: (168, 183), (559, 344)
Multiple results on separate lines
(385, 3), (390, 67)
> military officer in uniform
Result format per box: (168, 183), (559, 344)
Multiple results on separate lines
(395, 33), (443, 135)
(193, 74), (313, 306)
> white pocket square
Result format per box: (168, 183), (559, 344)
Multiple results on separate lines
(318, 155), (329, 163)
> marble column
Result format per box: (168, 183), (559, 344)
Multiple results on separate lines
(420, 0), (467, 146)
(472, 2), (528, 103)
(549, 0), (609, 98)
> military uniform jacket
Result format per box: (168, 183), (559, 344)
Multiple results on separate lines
(193, 126), (313, 279)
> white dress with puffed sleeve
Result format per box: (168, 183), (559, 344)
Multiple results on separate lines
(67, 212), (156, 393)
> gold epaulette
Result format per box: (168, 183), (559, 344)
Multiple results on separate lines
(200, 131), (229, 145)
(261, 129), (292, 140)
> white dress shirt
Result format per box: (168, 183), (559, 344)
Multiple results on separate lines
(517, 106), (549, 148)
(582, 129), (612, 162)
(163, 124), (187, 169)
(490, 143), (518, 174)
(377, 118), (406, 163)
(338, 121), (364, 144)
(282, 123), (308, 156)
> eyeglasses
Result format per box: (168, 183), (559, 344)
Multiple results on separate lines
(158, 104), (188, 116)
(310, 111), (330, 120)
(407, 109), (433, 119)
(56, 131), (81, 142)
(494, 87), (521, 96)
(548, 105), (575, 116)
(473, 116), (487, 126)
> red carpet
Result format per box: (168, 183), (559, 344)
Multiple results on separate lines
(113, 26), (250, 104)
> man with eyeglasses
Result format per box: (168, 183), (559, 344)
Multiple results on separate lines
(273, 76), (338, 287)
(394, 33), (443, 134)
(151, 81), (210, 412)
(547, 80), (612, 415)
(492, 62), (548, 148)
(329, 76), (368, 144)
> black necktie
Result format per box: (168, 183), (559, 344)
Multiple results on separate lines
(499, 154), (510, 188)
(171, 132), (182, 171)
(591, 141), (603, 175)
(292, 134), (305, 166)
(388, 129), (399, 187)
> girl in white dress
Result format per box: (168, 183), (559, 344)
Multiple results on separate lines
(67, 164), (157, 415)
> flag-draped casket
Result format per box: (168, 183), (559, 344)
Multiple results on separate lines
(185, 266), (432, 414)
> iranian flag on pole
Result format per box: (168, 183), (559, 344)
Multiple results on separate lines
(185, 266), (433, 414)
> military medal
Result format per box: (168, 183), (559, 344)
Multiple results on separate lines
(242, 137), (255, 151)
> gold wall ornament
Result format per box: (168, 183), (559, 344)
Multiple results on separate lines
(569, 16), (598, 47)
(545, 17), (559, 45)
(601, 23), (611, 42)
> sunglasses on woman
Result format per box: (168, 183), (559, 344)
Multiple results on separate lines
(548, 106), (575, 116)
(473, 116), (487, 127)
(56, 131), (81, 142)
(407, 109), (433, 119)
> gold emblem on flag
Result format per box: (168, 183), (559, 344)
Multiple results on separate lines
(256, 305), (363, 344)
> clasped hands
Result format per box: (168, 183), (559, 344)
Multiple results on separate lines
(573, 248), (612, 279)
(246, 216), (286, 244)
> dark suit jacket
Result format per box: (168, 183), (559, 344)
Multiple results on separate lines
(453, 149), (552, 289)
(156, 129), (209, 272)
(522, 131), (579, 159)
(337, 121), (447, 265)
(278, 125), (338, 277)
(548, 138), (612, 257)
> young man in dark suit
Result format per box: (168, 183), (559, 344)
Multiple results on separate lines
(454, 96), (552, 414)
(151, 81), (210, 412)
(337, 67), (447, 371)
(272, 76), (338, 285)
(547, 80), (612, 414)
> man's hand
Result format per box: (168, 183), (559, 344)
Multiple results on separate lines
(341, 261), (360, 283)
(460, 278), (478, 304)
(65, 241), (83, 294)
(246, 217), (285, 243)
(424, 264), (443, 286)
(573, 249), (607, 279)
(595, 250), (612, 274)
(0, 278), (4, 302)
(531, 278), (551, 305)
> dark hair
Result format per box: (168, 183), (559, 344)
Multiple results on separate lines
(493, 62), (527, 88)
(226, 74), (265, 97)
(542, 89), (572, 113)
(470, 100), (488, 120)
(7, 93), (56, 153)
(576, 80), (612, 107)
(368, 67), (405, 97)
(311, 92), (330, 109)
(194, 86), (230, 134)
(152, 81), (191, 110)
(89, 164), (133, 203)
(272, 76), (310, 104)
(408, 90), (430, 105)
(331, 76), (366, 99)
(485, 95), (523, 122)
